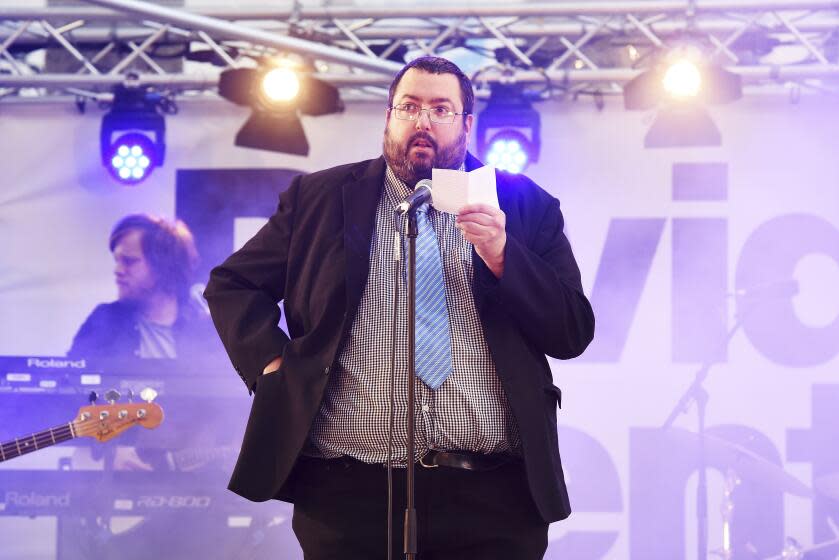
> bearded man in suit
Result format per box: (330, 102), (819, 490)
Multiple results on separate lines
(204, 55), (595, 560)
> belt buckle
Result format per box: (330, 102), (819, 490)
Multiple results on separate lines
(418, 450), (439, 469)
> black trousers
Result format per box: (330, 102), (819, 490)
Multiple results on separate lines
(288, 455), (549, 560)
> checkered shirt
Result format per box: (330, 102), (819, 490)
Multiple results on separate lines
(307, 165), (521, 465)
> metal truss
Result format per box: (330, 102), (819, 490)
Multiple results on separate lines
(1, 0), (838, 104)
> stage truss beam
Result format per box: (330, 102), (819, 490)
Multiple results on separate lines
(0, 0), (837, 102)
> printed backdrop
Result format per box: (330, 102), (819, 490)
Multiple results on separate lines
(1, 94), (837, 559)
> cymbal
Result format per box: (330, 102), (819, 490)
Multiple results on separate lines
(815, 472), (839, 501)
(664, 428), (814, 498)
(763, 536), (839, 560)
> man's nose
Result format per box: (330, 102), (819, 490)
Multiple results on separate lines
(414, 109), (433, 130)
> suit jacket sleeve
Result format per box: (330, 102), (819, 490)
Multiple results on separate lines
(476, 181), (594, 360)
(203, 175), (300, 391)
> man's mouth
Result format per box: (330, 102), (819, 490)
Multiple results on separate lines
(411, 139), (434, 149)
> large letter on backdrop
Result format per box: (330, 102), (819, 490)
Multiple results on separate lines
(736, 214), (839, 366)
(581, 218), (666, 362)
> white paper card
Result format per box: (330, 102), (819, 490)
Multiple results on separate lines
(431, 166), (499, 214)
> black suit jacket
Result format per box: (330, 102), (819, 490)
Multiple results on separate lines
(68, 299), (220, 360)
(204, 154), (594, 523)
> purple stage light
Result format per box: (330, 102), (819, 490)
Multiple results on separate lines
(105, 133), (157, 185)
(476, 85), (541, 172)
(99, 86), (168, 185)
(485, 130), (532, 174)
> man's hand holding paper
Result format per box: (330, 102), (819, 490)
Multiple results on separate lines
(457, 203), (506, 279)
(431, 166), (506, 279)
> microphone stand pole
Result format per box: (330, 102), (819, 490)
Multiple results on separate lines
(661, 318), (742, 560)
(402, 209), (419, 559)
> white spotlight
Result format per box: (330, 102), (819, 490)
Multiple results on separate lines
(260, 68), (300, 103)
(662, 59), (702, 99)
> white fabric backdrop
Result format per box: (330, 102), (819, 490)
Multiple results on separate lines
(1, 94), (837, 559)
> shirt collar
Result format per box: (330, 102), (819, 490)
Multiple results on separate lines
(383, 165), (412, 210)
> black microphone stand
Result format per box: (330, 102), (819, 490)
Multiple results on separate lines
(401, 207), (419, 559)
(661, 318), (743, 560)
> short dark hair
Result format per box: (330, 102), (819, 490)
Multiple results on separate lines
(387, 56), (474, 115)
(109, 214), (199, 301)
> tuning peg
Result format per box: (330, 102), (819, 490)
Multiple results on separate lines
(140, 387), (158, 403)
(104, 389), (121, 404)
(125, 389), (135, 403)
(88, 391), (98, 404)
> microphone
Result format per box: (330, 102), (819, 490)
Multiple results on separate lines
(396, 179), (432, 215)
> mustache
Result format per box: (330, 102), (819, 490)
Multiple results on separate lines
(407, 132), (437, 151)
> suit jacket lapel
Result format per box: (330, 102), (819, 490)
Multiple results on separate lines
(343, 156), (386, 317)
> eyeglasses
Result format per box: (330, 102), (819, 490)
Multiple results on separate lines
(389, 103), (469, 125)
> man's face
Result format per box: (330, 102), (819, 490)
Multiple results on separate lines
(383, 68), (474, 187)
(112, 229), (157, 303)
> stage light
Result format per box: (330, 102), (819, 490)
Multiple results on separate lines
(662, 59), (702, 99)
(259, 67), (300, 104)
(623, 50), (741, 110)
(643, 105), (722, 148)
(623, 47), (741, 148)
(485, 131), (531, 174)
(218, 65), (343, 156)
(477, 85), (540, 173)
(105, 133), (156, 184)
(100, 86), (167, 185)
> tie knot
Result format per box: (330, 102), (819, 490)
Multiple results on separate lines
(417, 202), (431, 215)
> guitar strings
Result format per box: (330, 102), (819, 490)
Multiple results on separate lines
(0, 404), (159, 461)
(0, 417), (139, 459)
(0, 423), (74, 459)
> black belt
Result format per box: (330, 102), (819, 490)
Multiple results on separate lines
(418, 450), (514, 472)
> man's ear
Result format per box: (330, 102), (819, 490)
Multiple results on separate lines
(463, 113), (475, 147)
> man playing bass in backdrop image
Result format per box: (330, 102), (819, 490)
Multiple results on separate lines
(204, 56), (595, 560)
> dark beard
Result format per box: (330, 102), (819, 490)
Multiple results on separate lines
(382, 127), (468, 188)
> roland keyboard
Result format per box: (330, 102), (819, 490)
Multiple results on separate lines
(0, 468), (253, 517)
(0, 355), (241, 398)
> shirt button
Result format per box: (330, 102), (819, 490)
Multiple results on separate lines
(324, 366), (330, 375)
(421, 404), (430, 413)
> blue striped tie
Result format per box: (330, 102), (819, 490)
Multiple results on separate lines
(411, 203), (453, 390)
